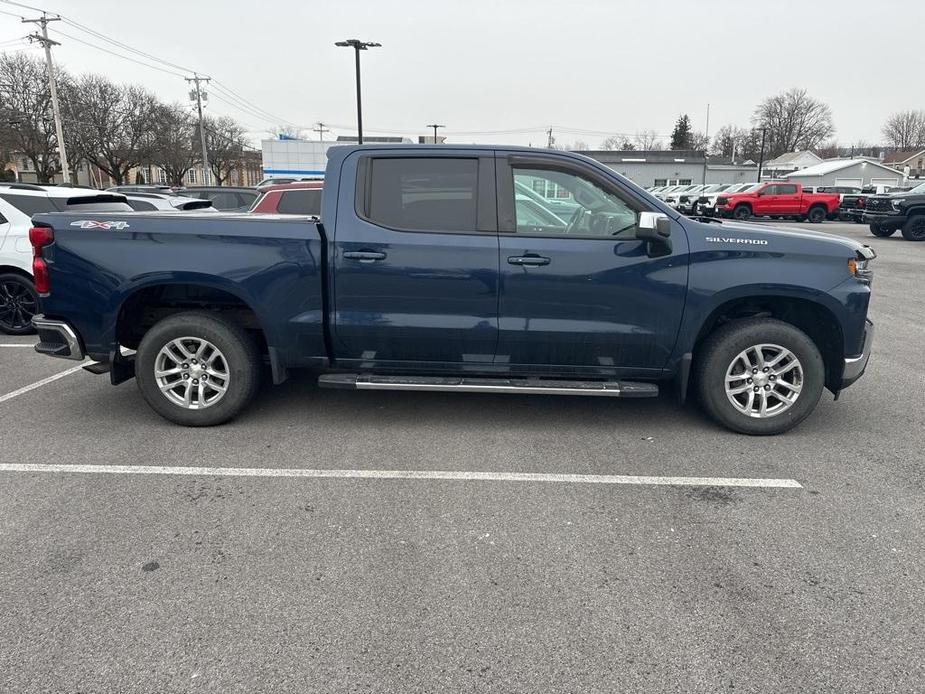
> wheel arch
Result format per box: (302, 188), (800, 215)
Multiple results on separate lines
(687, 293), (845, 393)
(113, 279), (277, 372)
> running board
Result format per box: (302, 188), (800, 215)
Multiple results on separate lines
(317, 374), (658, 398)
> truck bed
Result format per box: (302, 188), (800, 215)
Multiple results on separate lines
(32, 212), (327, 368)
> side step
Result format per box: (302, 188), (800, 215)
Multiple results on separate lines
(317, 374), (658, 398)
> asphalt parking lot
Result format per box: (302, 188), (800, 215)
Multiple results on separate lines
(0, 221), (922, 693)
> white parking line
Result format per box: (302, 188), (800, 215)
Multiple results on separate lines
(0, 463), (803, 488)
(0, 363), (90, 404)
(0, 344), (35, 347)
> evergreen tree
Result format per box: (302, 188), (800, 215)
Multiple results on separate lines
(670, 114), (692, 150)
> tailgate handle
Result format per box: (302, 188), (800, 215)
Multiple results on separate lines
(343, 250), (387, 263)
(507, 255), (550, 266)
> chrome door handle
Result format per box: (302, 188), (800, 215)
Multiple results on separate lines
(507, 255), (551, 266)
(343, 250), (387, 263)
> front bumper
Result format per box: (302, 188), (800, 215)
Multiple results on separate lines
(841, 319), (874, 388)
(863, 212), (906, 231)
(31, 315), (85, 361)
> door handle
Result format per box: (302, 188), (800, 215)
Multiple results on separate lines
(507, 255), (551, 266)
(343, 250), (387, 263)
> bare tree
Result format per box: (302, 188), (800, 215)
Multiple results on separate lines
(0, 52), (60, 182)
(150, 103), (200, 186)
(633, 129), (662, 150)
(711, 124), (747, 157)
(690, 130), (710, 152)
(205, 116), (250, 185)
(753, 88), (834, 158)
(66, 75), (159, 185)
(882, 110), (925, 150)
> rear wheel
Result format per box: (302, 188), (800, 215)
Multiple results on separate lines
(733, 205), (751, 221)
(869, 223), (895, 237)
(0, 273), (38, 335)
(807, 205), (826, 224)
(901, 215), (925, 241)
(135, 311), (261, 426)
(695, 318), (825, 435)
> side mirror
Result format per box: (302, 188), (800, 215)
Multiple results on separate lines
(636, 211), (672, 256)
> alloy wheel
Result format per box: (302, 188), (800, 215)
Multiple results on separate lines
(0, 279), (38, 332)
(154, 337), (231, 410)
(724, 343), (803, 418)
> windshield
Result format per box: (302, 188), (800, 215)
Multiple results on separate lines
(906, 182), (925, 195)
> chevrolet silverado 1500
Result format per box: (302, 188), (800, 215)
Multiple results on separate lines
(715, 182), (840, 223)
(29, 145), (875, 435)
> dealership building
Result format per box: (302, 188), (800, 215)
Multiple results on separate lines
(582, 150), (758, 187)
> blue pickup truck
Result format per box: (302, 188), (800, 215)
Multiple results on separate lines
(28, 145), (875, 434)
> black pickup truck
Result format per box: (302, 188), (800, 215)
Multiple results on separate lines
(862, 182), (925, 240)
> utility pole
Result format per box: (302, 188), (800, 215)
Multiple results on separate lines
(186, 73), (211, 184)
(547, 127), (555, 149)
(23, 14), (69, 182)
(312, 122), (331, 142)
(703, 103), (710, 186)
(335, 40), (381, 145)
(756, 127), (768, 182)
(426, 123), (444, 144)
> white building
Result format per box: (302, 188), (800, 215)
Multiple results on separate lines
(783, 159), (904, 189)
(760, 151), (823, 180)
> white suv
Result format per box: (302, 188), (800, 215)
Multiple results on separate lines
(0, 183), (131, 334)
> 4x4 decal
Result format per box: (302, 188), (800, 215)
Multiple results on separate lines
(69, 220), (131, 230)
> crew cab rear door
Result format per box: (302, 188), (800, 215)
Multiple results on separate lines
(494, 153), (689, 376)
(331, 150), (499, 370)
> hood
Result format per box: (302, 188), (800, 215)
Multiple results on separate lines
(695, 219), (875, 258)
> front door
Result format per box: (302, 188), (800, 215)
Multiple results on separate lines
(495, 155), (689, 378)
(332, 151), (499, 370)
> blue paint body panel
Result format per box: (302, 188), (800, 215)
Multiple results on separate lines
(33, 145), (874, 391)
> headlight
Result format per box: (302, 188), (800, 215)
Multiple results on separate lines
(891, 199), (904, 211)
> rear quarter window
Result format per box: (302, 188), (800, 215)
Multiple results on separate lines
(277, 189), (323, 215)
(0, 194), (58, 216)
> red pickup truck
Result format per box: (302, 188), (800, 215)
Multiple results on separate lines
(715, 182), (839, 223)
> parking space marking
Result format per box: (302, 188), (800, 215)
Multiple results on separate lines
(0, 363), (91, 404)
(0, 463), (803, 488)
(0, 344), (35, 347)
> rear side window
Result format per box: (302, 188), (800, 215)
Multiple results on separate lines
(276, 189), (322, 215)
(0, 194), (58, 216)
(364, 157), (478, 231)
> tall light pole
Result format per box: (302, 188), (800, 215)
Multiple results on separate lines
(335, 39), (380, 145)
(23, 14), (69, 182)
(756, 127), (768, 182)
(426, 124), (444, 144)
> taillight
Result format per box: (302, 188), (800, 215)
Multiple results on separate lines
(29, 226), (54, 294)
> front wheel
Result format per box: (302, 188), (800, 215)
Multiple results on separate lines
(135, 311), (261, 426)
(733, 205), (751, 221)
(0, 273), (39, 335)
(869, 223), (895, 237)
(901, 215), (925, 241)
(695, 318), (825, 435)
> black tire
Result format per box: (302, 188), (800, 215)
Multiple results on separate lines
(900, 214), (925, 241)
(733, 204), (751, 221)
(695, 318), (825, 435)
(869, 223), (895, 238)
(807, 205), (826, 224)
(135, 311), (261, 426)
(0, 272), (39, 335)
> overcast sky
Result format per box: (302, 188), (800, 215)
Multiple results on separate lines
(1, 0), (919, 148)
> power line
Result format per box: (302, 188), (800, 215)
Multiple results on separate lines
(48, 28), (186, 77)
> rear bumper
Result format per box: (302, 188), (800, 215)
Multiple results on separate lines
(841, 319), (874, 388)
(31, 315), (85, 361)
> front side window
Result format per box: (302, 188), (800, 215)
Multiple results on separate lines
(761, 185), (779, 195)
(365, 158), (478, 231)
(511, 167), (638, 238)
(778, 184), (798, 195)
